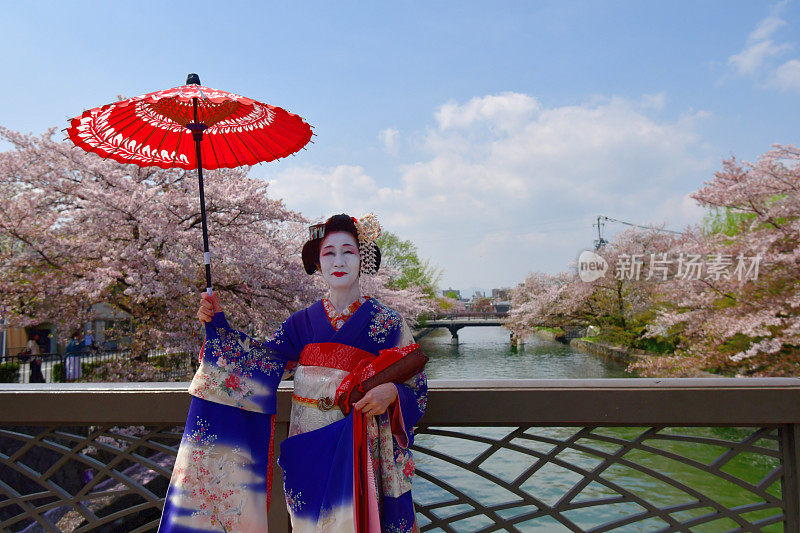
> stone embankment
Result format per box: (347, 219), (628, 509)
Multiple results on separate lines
(529, 328), (561, 342)
(413, 327), (434, 340)
(568, 337), (719, 377)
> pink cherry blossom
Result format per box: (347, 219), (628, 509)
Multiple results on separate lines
(632, 144), (800, 376)
(0, 126), (316, 355)
(0, 126), (434, 366)
(509, 144), (800, 377)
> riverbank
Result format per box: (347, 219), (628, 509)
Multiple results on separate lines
(568, 337), (719, 377)
(413, 327), (434, 340)
(569, 337), (642, 368)
(529, 327), (564, 342)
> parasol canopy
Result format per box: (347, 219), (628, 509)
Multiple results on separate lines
(66, 74), (313, 293)
(67, 74), (312, 170)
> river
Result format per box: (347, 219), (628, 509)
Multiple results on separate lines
(418, 326), (630, 379)
(411, 326), (782, 532)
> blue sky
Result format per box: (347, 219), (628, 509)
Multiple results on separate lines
(3, 1), (800, 292)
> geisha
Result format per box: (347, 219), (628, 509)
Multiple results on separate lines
(159, 213), (429, 533)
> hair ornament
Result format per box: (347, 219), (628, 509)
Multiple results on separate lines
(355, 212), (381, 276)
(354, 213), (381, 243)
(308, 223), (326, 241)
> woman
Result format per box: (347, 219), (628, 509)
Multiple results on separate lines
(64, 332), (83, 382)
(26, 333), (42, 358)
(160, 214), (428, 533)
(26, 333), (46, 383)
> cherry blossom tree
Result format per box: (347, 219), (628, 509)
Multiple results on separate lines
(359, 264), (435, 325)
(509, 144), (799, 377)
(632, 145), (800, 376)
(0, 127), (316, 357)
(507, 228), (678, 346)
(435, 296), (466, 314)
(0, 127), (435, 368)
(506, 271), (577, 338)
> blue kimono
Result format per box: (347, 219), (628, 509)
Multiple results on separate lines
(159, 297), (427, 533)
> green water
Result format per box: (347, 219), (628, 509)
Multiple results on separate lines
(418, 327), (629, 379)
(413, 327), (784, 532)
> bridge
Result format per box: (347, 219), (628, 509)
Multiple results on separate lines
(3, 379), (800, 531)
(424, 312), (507, 344)
(423, 312), (586, 345)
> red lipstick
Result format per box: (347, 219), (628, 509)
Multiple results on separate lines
(333, 272), (346, 277)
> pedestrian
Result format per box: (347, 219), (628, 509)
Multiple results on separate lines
(84, 329), (95, 352)
(26, 333), (42, 357)
(23, 333), (45, 383)
(29, 355), (45, 383)
(64, 331), (83, 382)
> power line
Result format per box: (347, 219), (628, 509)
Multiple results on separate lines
(593, 215), (686, 250)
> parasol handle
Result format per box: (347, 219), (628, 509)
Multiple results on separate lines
(195, 143), (212, 295)
(190, 96), (212, 295)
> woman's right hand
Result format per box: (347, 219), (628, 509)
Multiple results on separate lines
(197, 292), (223, 323)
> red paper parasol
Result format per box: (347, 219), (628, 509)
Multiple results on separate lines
(66, 74), (313, 293)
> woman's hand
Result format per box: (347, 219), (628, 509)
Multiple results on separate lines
(353, 383), (399, 416)
(197, 292), (223, 323)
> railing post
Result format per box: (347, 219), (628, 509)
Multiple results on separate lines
(268, 421), (290, 533)
(782, 423), (800, 530)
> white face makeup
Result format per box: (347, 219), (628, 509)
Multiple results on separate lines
(318, 231), (360, 290)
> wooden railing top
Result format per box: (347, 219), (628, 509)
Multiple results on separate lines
(2, 378), (800, 426)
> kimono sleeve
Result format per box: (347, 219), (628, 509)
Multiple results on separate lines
(160, 310), (301, 532)
(187, 310), (303, 415)
(389, 320), (428, 448)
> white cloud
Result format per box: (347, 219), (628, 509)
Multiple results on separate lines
(378, 127), (399, 155)
(640, 93), (667, 111)
(728, 1), (800, 93)
(750, 2), (789, 41)
(267, 164), (383, 218)
(435, 92), (540, 131)
(773, 58), (800, 90)
(264, 92), (712, 289)
(729, 2), (789, 75)
(729, 39), (790, 76)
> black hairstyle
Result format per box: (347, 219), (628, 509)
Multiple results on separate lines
(301, 214), (381, 275)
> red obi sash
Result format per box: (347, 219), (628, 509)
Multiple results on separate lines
(297, 341), (425, 533)
(333, 344), (419, 414)
(298, 342), (374, 371)
(343, 343), (422, 533)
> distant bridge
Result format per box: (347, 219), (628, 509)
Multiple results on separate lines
(422, 312), (586, 345)
(424, 312), (507, 344)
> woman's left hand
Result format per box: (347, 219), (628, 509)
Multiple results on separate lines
(353, 383), (398, 416)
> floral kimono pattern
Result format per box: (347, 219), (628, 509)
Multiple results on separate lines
(159, 297), (427, 533)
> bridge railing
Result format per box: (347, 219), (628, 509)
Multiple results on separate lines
(1, 350), (194, 384)
(428, 311), (508, 320)
(1, 379), (799, 532)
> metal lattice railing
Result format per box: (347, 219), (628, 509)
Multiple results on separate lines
(1, 379), (799, 532)
(411, 426), (787, 532)
(0, 424), (181, 532)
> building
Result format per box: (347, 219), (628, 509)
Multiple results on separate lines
(491, 288), (511, 301)
(0, 302), (131, 358)
(441, 288), (462, 300)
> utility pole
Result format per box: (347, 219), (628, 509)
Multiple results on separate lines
(593, 216), (609, 250)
